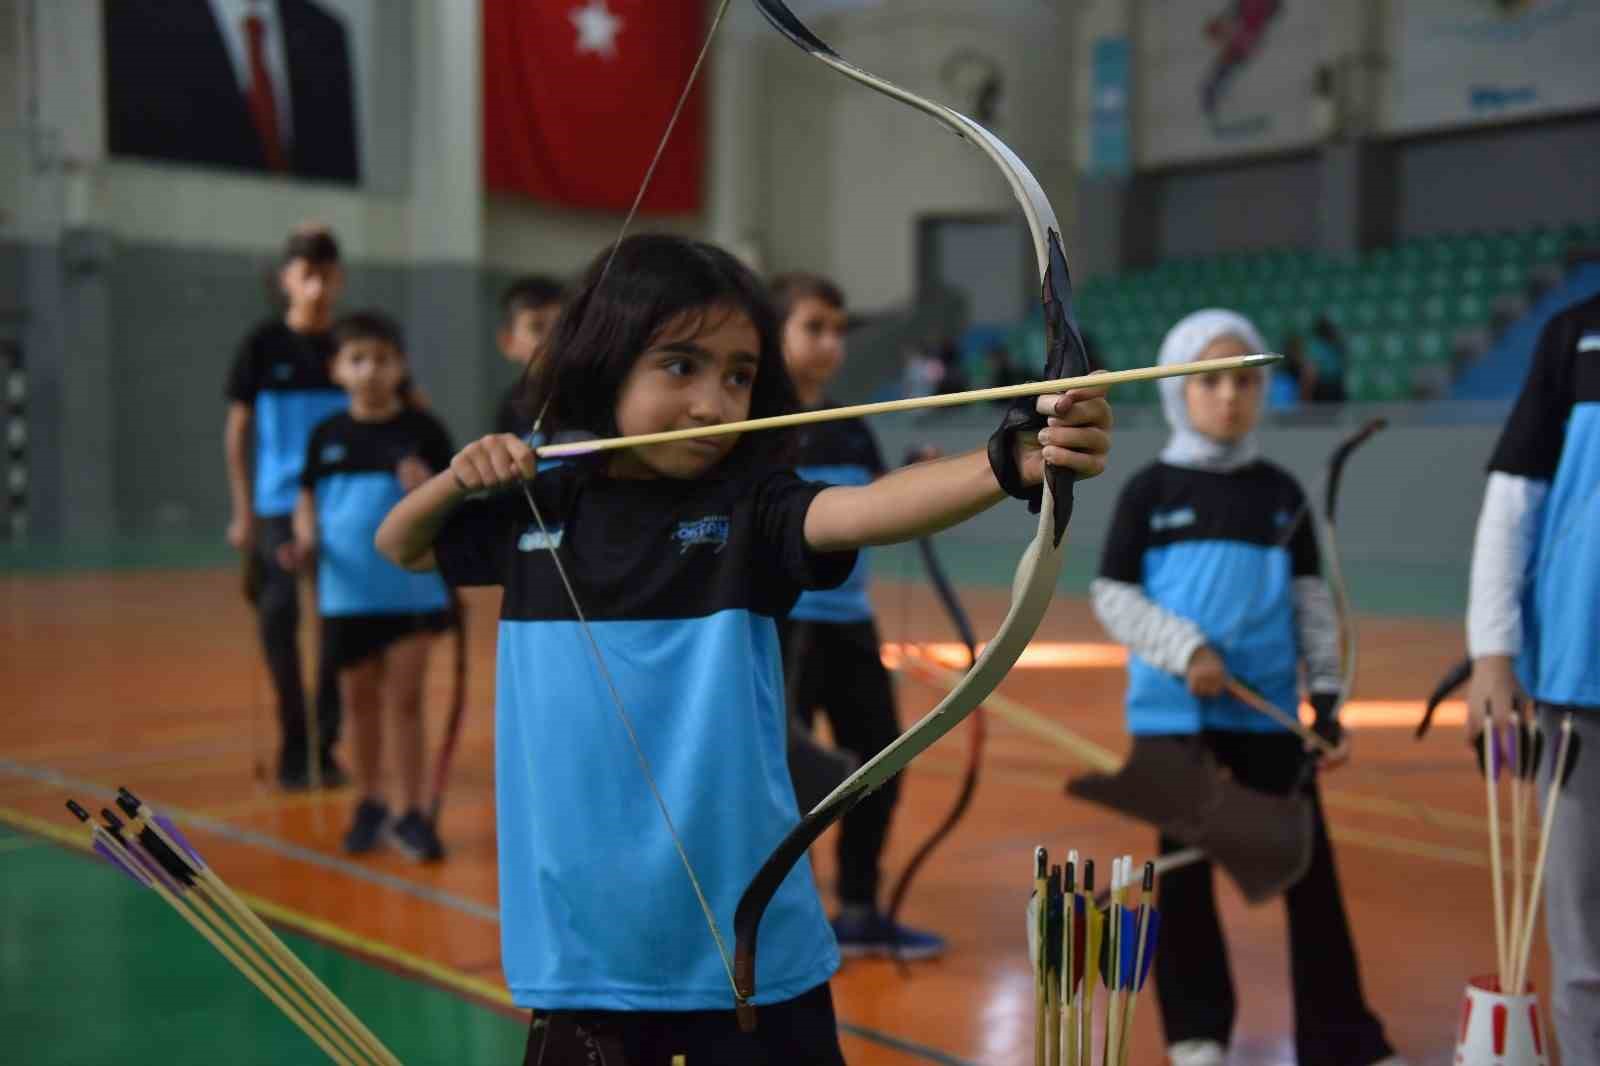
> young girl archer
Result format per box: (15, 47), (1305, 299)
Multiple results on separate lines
(376, 234), (1112, 1064)
(1089, 309), (1402, 1066)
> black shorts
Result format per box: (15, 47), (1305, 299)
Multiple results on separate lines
(322, 610), (452, 671)
(522, 982), (847, 1066)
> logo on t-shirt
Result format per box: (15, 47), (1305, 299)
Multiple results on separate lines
(518, 526), (564, 552)
(672, 515), (730, 554)
(1577, 331), (1600, 354)
(1150, 506), (1197, 532)
(320, 443), (347, 464)
(273, 363), (294, 381)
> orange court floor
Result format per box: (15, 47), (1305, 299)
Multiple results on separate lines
(0, 566), (1538, 1065)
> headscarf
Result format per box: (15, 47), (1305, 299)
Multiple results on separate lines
(1156, 308), (1268, 473)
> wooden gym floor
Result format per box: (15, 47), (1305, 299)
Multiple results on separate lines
(0, 565), (1537, 1065)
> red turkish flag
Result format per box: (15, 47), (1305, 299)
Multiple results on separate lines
(483, 0), (707, 214)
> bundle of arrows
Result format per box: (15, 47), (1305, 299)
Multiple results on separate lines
(1029, 846), (1160, 1066)
(1474, 708), (1583, 998)
(65, 788), (401, 1066)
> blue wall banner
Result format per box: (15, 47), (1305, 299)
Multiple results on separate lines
(1089, 37), (1132, 177)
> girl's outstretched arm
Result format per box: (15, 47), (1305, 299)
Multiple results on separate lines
(376, 433), (536, 571)
(804, 387), (1111, 551)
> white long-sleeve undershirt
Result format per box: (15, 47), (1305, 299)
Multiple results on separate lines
(1467, 470), (1548, 659)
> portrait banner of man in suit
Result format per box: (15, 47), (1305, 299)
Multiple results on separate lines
(104, 0), (365, 184)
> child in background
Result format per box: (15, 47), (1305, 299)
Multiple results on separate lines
(1089, 309), (1402, 1066)
(772, 271), (946, 959)
(223, 225), (349, 790)
(375, 234), (1111, 1063)
(1465, 289), (1600, 1066)
(282, 312), (454, 861)
(493, 275), (565, 440)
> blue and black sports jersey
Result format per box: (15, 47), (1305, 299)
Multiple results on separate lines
(1099, 461), (1321, 735)
(1489, 292), (1600, 708)
(432, 466), (856, 1011)
(226, 320), (347, 516)
(788, 413), (885, 623)
(300, 410), (454, 618)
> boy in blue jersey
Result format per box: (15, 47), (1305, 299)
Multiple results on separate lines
(493, 276), (565, 441)
(1090, 310), (1400, 1066)
(281, 312), (453, 860)
(1466, 290), (1600, 1066)
(771, 272), (946, 960)
(224, 227), (349, 790)
(374, 234), (1112, 1064)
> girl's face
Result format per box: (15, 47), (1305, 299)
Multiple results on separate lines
(781, 296), (847, 399)
(1183, 333), (1263, 443)
(610, 306), (761, 480)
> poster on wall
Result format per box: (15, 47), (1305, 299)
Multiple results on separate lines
(1137, 0), (1329, 167)
(103, 0), (374, 185)
(1383, 0), (1600, 135)
(482, 0), (706, 214)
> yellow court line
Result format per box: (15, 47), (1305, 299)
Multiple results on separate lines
(0, 803), (518, 1011)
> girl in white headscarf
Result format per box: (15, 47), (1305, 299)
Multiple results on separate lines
(1089, 309), (1406, 1066)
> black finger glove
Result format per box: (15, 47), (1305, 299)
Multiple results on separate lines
(987, 396), (1046, 512)
(1310, 692), (1344, 752)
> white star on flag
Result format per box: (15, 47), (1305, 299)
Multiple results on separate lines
(570, 0), (623, 58)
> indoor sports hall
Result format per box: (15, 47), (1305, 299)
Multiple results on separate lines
(4, 2), (1597, 1064)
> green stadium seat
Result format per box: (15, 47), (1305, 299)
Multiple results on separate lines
(1385, 298), (1415, 328)
(1379, 332), (1409, 363)
(1420, 294), (1450, 325)
(1494, 261), (1528, 292)
(1347, 331), (1378, 363)
(1459, 264), (1491, 291)
(1415, 329), (1450, 364)
(1350, 300), (1381, 329)
(1424, 266), (1455, 292)
(1455, 291), (1491, 327)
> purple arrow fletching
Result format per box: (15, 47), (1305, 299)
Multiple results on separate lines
(1137, 910), (1161, 989)
(153, 814), (203, 866)
(93, 838), (152, 888)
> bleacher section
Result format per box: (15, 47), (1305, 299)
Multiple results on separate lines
(997, 221), (1600, 405)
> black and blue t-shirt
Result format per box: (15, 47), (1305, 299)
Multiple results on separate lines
(788, 414), (885, 623)
(1490, 292), (1600, 707)
(226, 320), (347, 517)
(300, 410), (453, 618)
(1100, 461), (1320, 734)
(432, 465), (855, 1010)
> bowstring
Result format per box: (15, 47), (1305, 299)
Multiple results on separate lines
(515, 0), (741, 1000)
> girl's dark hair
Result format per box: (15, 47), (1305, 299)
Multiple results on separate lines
(769, 272), (845, 324)
(526, 234), (797, 472)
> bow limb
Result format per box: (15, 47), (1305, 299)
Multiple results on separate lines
(1314, 418), (1386, 719)
(734, 0), (1089, 1028)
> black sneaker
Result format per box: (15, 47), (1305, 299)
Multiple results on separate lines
(389, 810), (445, 863)
(318, 755), (350, 790)
(343, 799), (389, 854)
